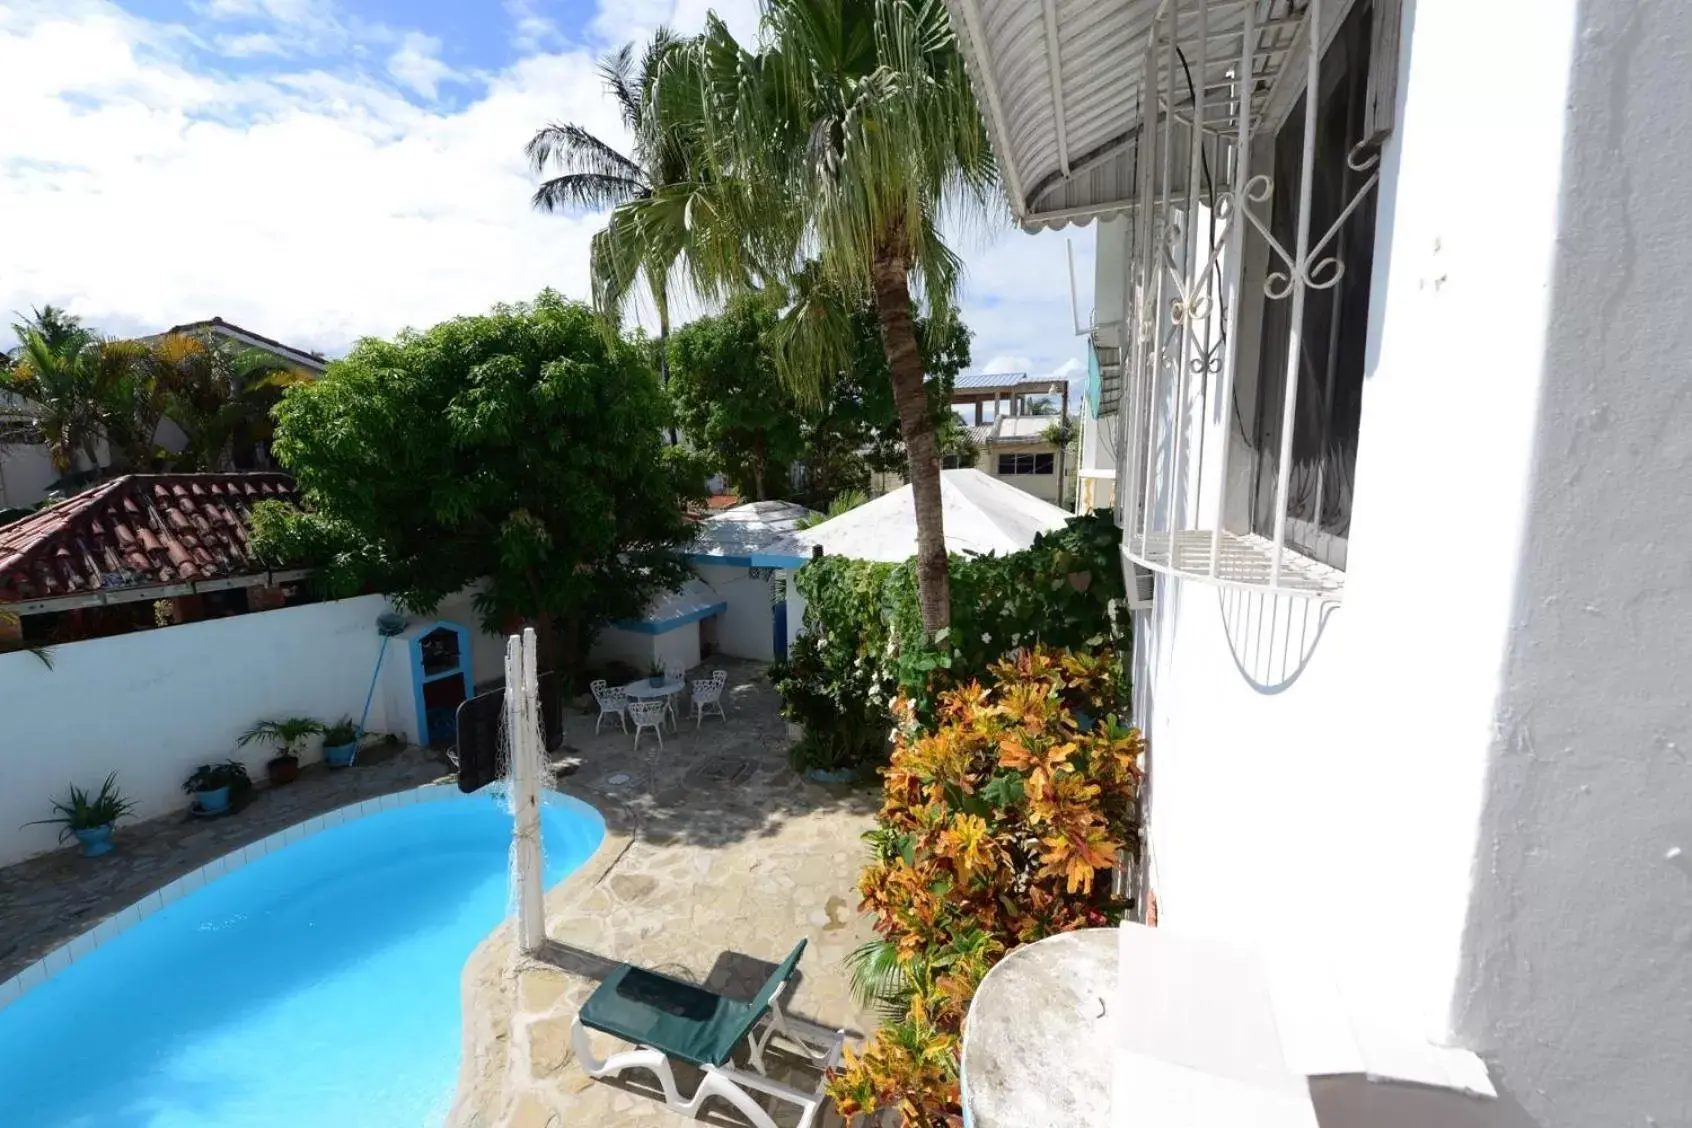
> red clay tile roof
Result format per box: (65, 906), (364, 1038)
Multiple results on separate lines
(0, 473), (298, 604)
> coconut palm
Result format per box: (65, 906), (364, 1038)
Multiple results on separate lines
(145, 333), (311, 472)
(595, 0), (998, 630)
(5, 316), (124, 475)
(526, 30), (689, 420)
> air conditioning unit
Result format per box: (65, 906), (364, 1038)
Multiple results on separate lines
(1124, 561), (1156, 610)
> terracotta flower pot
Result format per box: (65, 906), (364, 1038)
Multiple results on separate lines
(267, 755), (300, 786)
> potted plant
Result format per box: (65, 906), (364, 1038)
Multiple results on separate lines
(239, 717), (324, 786)
(26, 773), (136, 857)
(647, 661), (666, 688)
(322, 717), (359, 769)
(182, 760), (250, 815)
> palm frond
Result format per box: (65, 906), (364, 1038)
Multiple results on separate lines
(845, 938), (913, 1020)
(598, 42), (641, 132)
(525, 123), (644, 186)
(532, 173), (649, 214)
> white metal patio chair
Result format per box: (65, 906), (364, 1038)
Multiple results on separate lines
(591, 679), (628, 734)
(663, 660), (687, 727)
(691, 670), (727, 729)
(628, 699), (668, 753)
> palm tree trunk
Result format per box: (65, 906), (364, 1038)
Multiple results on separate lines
(656, 280), (678, 447)
(871, 252), (950, 632)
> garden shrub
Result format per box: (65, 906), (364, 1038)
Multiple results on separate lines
(826, 647), (1142, 1125)
(772, 512), (1126, 776)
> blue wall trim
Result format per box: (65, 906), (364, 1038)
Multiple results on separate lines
(611, 601), (728, 635)
(750, 551), (808, 569)
(683, 552), (754, 568)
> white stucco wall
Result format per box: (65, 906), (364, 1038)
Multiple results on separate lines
(0, 595), (407, 867)
(1120, 0), (1684, 1122)
(1449, 2), (1692, 1125)
(588, 623), (702, 675)
(0, 444), (61, 510)
(693, 563), (777, 661)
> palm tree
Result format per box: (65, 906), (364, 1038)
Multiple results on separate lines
(595, 0), (998, 630)
(145, 333), (311, 472)
(5, 313), (121, 476)
(526, 30), (689, 431)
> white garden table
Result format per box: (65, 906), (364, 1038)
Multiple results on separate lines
(622, 678), (684, 732)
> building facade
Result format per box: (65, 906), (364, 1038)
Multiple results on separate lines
(949, 0), (1692, 1124)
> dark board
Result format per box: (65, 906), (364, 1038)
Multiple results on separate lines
(454, 671), (564, 793)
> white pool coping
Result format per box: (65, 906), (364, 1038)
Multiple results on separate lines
(0, 783), (475, 1014)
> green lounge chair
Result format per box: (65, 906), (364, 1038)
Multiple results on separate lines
(570, 939), (849, 1128)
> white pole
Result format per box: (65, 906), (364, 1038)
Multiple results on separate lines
(513, 627), (546, 955)
(1209, 0), (1256, 577)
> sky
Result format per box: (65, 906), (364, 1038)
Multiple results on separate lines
(0, 0), (1095, 392)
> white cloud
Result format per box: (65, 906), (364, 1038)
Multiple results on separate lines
(590, 0), (762, 48)
(505, 0), (561, 53)
(0, 0), (1087, 382)
(0, 3), (625, 356)
(982, 355), (1031, 375)
(386, 31), (456, 100)
(216, 31), (287, 57)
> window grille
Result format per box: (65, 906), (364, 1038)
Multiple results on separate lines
(1115, 0), (1388, 601)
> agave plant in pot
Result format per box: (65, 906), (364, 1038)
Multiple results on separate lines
(239, 717), (324, 786)
(321, 717), (359, 769)
(182, 760), (251, 815)
(27, 773), (136, 857)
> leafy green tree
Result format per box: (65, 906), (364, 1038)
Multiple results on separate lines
(666, 292), (973, 507)
(250, 292), (699, 675)
(666, 294), (804, 501)
(594, 0), (999, 631)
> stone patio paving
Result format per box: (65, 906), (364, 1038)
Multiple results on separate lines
(0, 658), (884, 1127)
(451, 659), (883, 1128)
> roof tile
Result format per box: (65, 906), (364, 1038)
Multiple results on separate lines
(0, 473), (298, 604)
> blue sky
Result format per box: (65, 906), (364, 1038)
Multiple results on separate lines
(0, 0), (1094, 388)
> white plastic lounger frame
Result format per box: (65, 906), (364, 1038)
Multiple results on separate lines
(570, 990), (849, 1128)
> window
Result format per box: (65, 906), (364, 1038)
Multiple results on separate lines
(1249, 1), (1380, 570)
(997, 452), (1055, 476)
(1112, 0), (1390, 600)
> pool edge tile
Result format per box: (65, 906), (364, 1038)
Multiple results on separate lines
(66, 928), (98, 962)
(0, 974), (19, 1011)
(91, 913), (123, 947)
(14, 961), (44, 995)
(135, 890), (164, 921)
(41, 944), (72, 978)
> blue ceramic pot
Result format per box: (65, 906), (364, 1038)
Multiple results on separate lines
(648, 675), (665, 687)
(193, 785), (231, 814)
(73, 825), (114, 857)
(323, 741), (357, 769)
(804, 767), (857, 784)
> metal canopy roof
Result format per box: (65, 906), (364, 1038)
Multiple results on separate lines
(945, 0), (1311, 231)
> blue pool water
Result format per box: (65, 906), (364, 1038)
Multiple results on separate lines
(0, 789), (604, 1128)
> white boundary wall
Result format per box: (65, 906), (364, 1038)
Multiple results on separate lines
(0, 593), (498, 867)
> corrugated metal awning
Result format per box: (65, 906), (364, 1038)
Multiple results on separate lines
(945, 0), (1310, 231)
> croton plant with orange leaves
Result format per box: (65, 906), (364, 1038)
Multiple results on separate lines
(827, 646), (1143, 1126)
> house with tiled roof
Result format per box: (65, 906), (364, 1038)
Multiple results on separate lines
(0, 317), (326, 511)
(0, 472), (311, 650)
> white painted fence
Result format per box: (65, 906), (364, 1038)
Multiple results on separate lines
(0, 593), (497, 867)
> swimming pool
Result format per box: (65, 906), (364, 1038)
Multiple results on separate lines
(0, 786), (604, 1128)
